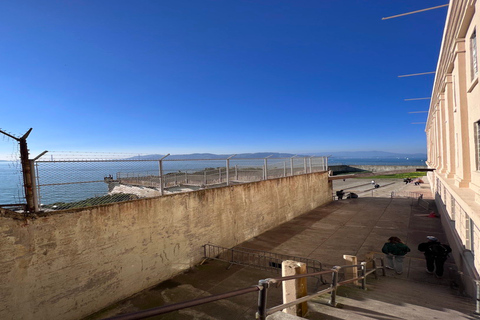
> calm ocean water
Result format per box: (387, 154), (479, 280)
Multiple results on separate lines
(0, 157), (426, 205)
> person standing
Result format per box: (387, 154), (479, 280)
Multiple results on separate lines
(382, 236), (411, 275)
(336, 190), (345, 200)
(418, 236), (452, 278)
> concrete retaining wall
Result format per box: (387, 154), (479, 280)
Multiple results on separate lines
(329, 165), (425, 174)
(0, 172), (331, 320)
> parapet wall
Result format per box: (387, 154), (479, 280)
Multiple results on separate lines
(329, 165), (424, 174)
(0, 171), (331, 320)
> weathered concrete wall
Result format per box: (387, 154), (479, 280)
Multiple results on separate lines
(0, 172), (331, 320)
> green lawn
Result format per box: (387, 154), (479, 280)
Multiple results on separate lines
(360, 172), (427, 179)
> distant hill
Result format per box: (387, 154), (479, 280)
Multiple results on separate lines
(310, 151), (426, 159)
(127, 152), (307, 160)
(127, 151), (426, 160)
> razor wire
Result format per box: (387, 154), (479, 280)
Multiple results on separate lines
(26, 153), (329, 212)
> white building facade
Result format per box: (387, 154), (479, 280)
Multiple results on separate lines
(426, 0), (480, 296)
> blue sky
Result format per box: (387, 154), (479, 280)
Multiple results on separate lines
(0, 1), (447, 159)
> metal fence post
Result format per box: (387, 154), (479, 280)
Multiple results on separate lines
(226, 160), (229, 186)
(30, 160), (40, 212)
(304, 157), (307, 174)
(290, 155), (296, 176)
(219, 168), (222, 183)
(380, 257), (386, 276)
(372, 258), (378, 280)
(158, 162), (163, 193)
(158, 154), (170, 196)
(361, 261), (367, 290)
(263, 155), (272, 180)
(226, 154), (236, 186)
(235, 165), (238, 180)
(256, 279), (270, 320)
(283, 162), (286, 177)
(263, 159), (267, 180)
(309, 157), (312, 173)
(329, 267), (339, 307)
(29, 151), (47, 212)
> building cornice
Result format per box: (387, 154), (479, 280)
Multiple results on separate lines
(427, 0), (475, 129)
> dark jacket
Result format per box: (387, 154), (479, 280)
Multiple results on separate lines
(382, 242), (411, 256)
(418, 241), (452, 257)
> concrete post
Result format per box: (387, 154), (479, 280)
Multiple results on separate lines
(343, 255), (358, 285)
(281, 260), (308, 317)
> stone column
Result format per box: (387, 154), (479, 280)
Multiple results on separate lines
(444, 74), (456, 178)
(453, 39), (472, 188)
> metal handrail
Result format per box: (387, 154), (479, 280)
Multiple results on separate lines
(257, 262), (379, 319)
(102, 285), (261, 320)
(102, 260), (384, 320)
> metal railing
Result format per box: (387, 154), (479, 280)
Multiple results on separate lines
(202, 244), (325, 285)
(203, 244), (323, 273)
(102, 285), (262, 320)
(103, 259), (385, 320)
(390, 191), (429, 210)
(390, 191), (424, 199)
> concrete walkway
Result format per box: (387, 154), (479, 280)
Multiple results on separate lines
(87, 178), (477, 320)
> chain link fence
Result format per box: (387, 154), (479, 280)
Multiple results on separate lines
(0, 134), (25, 210)
(30, 153), (328, 211)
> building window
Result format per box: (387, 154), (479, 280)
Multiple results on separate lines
(472, 29), (478, 80)
(466, 217), (475, 253)
(476, 121), (480, 171)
